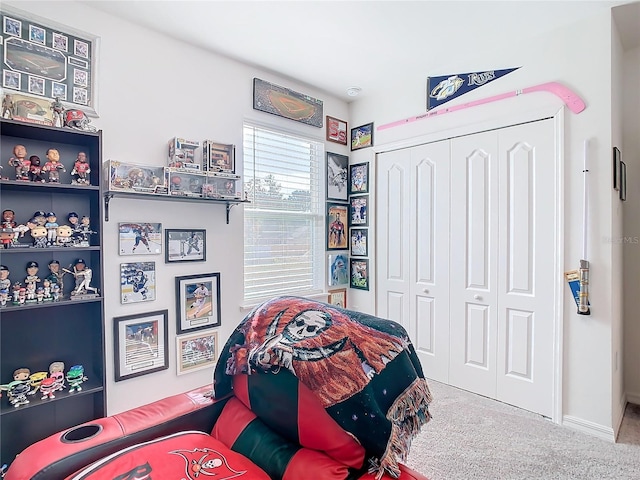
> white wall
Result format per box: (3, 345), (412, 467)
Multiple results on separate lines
(350, 12), (622, 434)
(4, 1), (349, 414)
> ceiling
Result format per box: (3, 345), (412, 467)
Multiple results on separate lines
(89, 0), (640, 103)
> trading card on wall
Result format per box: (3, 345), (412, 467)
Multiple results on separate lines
(120, 261), (156, 304)
(328, 253), (349, 286)
(118, 222), (162, 255)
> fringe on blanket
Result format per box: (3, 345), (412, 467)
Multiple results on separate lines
(369, 377), (433, 480)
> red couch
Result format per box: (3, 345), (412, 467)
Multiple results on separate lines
(5, 383), (428, 480)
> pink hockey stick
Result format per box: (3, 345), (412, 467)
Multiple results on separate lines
(377, 82), (586, 131)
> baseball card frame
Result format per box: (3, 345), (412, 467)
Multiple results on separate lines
(175, 272), (221, 334)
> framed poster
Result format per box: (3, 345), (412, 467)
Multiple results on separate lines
(1, 7), (99, 115)
(349, 195), (369, 227)
(253, 77), (323, 127)
(351, 122), (374, 151)
(349, 162), (369, 194)
(120, 262), (156, 304)
(328, 253), (349, 286)
(327, 288), (347, 308)
(176, 272), (221, 334)
(114, 310), (168, 382)
(350, 228), (368, 257)
(326, 152), (349, 201)
(176, 330), (218, 376)
(326, 115), (348, 145)
(118, 222), (162, 255)
(327, 203), (348, 250)
(165, 229), (206, 263)
(350, 258), (370, 290)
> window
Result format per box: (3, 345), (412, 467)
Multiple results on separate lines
(243, 122), (324, 303)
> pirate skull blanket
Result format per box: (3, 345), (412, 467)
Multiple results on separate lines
(214, 296), (432, 479)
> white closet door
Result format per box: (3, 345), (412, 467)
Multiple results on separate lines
(449, 131), (500, 397)
(496, 119), (555, 418)
(377, 140), (451, 383)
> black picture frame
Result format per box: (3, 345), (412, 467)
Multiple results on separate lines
(349, 162), (369, 194)
(165, 229), (206, 263)
(613, 147), (621, 191)
(350, 228), (368, 257)
(253, 77), (323, 127)
(620, 160), (627, 202)
(175, 272), (221, 334)
(351, 122), (374, 151)
(350, 258), (370, 290)
(327, 202), (348, 250)
(349, 195), (369, 227)
(326, 151), (349, 201)
(114, 309), (169, 382)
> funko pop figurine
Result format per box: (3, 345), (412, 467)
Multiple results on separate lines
(30, 225), (48, 248)
(43, 148), (66, 183)
(8, 144), (30, 180)
(56, 224), (73, 246)
(8, 381), (31, 407)
(0, 265), (10, 306)
(48, 361), (66, 395)
(66, 365), (87, 393)
(2, 209), (16, 229)
(0, 227), (15, 249)
(71, 152), (91, 185)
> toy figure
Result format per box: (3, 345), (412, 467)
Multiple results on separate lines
(0, 227), (15, 248)
(43, 148), (66, 183)
(64, 109), (96, 132)
(39, 377), (57, 400)
(78, 215), (96, 246)
(24, 261), (40, 303)
(51, 283), (61, 301)
(49, 361), (65, 394)
(71, 152), (90, 185)
(17, 286), (26, 305)
(56, 224), (73, 246)
(2, 93), (14, 119)
(66, 365), (87, 393)
(42, 278), (52, 301)
(50, 96), (65, 127)
(11, 282), (21, 304)
(29, 155), (45, 182)
(36, 286), (44, 302)
(8, 144), (30, 181)
(32, 211), (46, 226)
(28, 371), (48, 395)
(0, 265), (10, 306)
(30, 225), (48, 248)
(47, 260), (67, 294)
(8, 381), (31, 407)
(2, 209), (16, 229)
(64, 258), (98, 296)
(45, 212), (58, 245)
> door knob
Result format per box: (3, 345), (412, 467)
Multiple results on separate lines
(474, 294), (482, 301)
(423, 288), (429, 294)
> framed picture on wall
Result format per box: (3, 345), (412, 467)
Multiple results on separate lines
(349, 195), (369, 227)
(326, 115), (348, 145)
(118, 222), (162, 255)
(350, 228), (368, 256)
(327, 203), (348, 250)
(349, 162), (369, 194)
(351, 122), (374, 151)
(175, 272), (221, 334)
(165, 229), (206, 263)
(176, 330), (218, 376)
(120, 262), (156, 304)
(327, 288), (347, 308)
(350, 258), (370, 290)
(328, 253), (349, 286)
(253, 77), (323, 127)
(326, 152), (349, 201)
(114, 309), (169, 382)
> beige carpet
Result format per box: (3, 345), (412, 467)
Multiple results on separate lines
(406, 380), (640, 479)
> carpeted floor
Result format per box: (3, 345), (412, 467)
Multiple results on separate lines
(407, 380), (640, 480)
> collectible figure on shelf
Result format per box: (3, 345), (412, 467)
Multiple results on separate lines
(11, 282), (21, 304)
(39, 377), (57, 400)
(8, 381), (31, 407)
(45, 212), (58, 245)
(28, 371), (48, 394)
(2, 209), (16, 229)
(50, 97), (65, 128)
(56, 224), (73, 246)
(66, 365), (87, 393)
(42, 278), (52, 301)
(71, 152), (91, 185)
(64, 109), (97, 132)
(77, 215), (96, 246)
(8, 144), (30, 181)
(43, 148), (66, 183)
(1, 228), (15, 249)
(64, 258), (98, 298)
(32, 211), (47, 226)
(51, 283), (61, 301)
(168, 137), (201, 170)
(29, 155), (45, 183)
(24, 261), (40, 303)
(30, 225), (48, 248)
(49, 361), (66, 393)
(2, 93), (14, 119)
(47, 260), (67, 295)
(0, 265), (10, 306)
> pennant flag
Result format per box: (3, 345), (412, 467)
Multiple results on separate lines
(426, 67), (520, 110)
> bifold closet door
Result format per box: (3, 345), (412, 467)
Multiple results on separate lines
(377, 140), (451, 383)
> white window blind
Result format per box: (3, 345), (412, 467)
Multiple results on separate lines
(243, 122), (324, 303)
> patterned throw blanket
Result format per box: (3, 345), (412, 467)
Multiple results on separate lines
(214, 296), (432, 479)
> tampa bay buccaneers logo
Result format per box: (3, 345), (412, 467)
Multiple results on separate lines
(170, 448), (246, 479)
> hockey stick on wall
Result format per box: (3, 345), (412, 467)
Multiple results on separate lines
(377, 81), (586, 131)
(578, 139), (591, 315)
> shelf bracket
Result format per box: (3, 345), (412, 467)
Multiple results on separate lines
(226, 202), (237, 224)
(104, 193), (113, 222)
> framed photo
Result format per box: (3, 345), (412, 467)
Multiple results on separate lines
(613, 147), (621, 191)
(327, 288), (347, 308)
(118, 222), (162, 255)
(327, 203), (348, 250)
(253, 77), (323, 128)
(165, 229), (206, 263)
(176, 272), (221, 334)
(326, 115), (348, 145)
(350, 258), (370, 290)
(620, 160), (627, 202)
(349, 162), (369, 194)
(326, 152), (349, 201)
(176, 330), (218, 376)
(120, 262), (156, 304)
(328, 253), (349, 286)
(114, 309), (169, 382)
(350, 228), (368, 256)
(349, 195), (369, 227)
(0, 7), (99, 115)
(351, 122), (374, 151)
